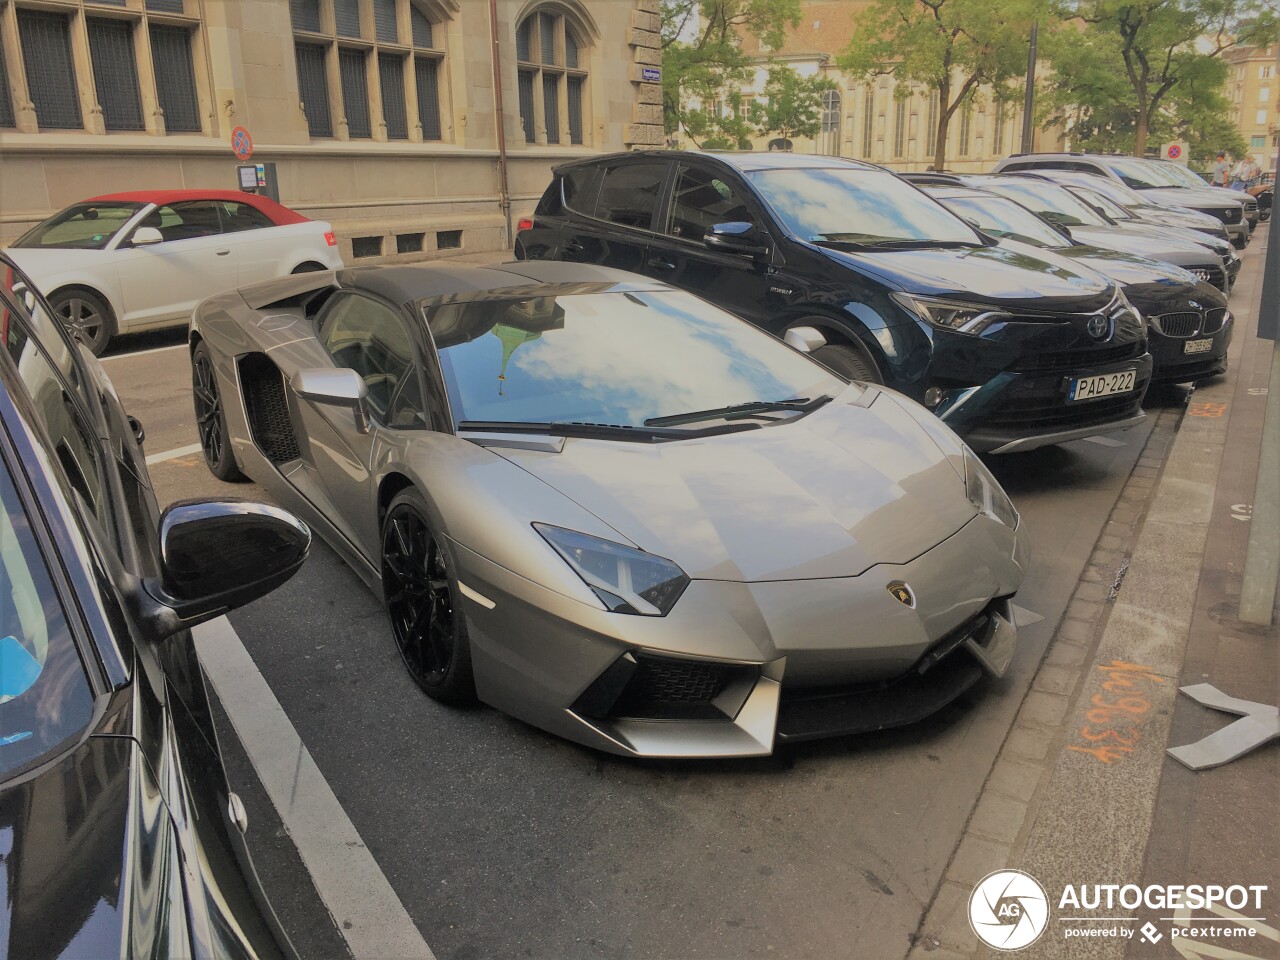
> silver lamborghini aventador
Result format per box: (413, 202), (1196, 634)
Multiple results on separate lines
(190, 260), (1029, 758)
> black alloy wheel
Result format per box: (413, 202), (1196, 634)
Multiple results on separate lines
(812, 341), (883, 385)
(50, 288), (115, 356)
(381, 489), (475, 704)
(192, 341), (247, 482)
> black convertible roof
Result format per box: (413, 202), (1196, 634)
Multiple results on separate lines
(338, 260), (659, 306)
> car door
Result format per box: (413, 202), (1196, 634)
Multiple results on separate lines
(216, 200), (286, 287)
(557, 158), (669, 274)
(114, 201), (239, 328)
(302, 290), (431, 558)
(648, 160), (776, 325)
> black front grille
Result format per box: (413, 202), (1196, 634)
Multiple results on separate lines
(1202, 308), (1227, 335)
(615, 656), (731, 709)
(1154, 312), (1200, 338)
(1012, 340), (1145, 373)
(982, 392), (1143, 430)
(1219, 207), (1242, 224)
(1190, 265), (1227, 291)
(239, 354), (301, 464)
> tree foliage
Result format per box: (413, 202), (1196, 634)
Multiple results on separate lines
(751, 67), (838, 141)
(660, 0), (802, 147)
(837, 0), (1045, 170)
(1047, 0), (1278, 157)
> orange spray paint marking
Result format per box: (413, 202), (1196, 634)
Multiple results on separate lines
(1188, 402), (1227, 418)
(1068, 661), (1166, 765)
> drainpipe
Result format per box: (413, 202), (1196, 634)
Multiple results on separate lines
(489, 0), (513, 247)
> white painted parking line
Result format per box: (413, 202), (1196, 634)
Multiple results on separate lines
(193, 617), (436, 960)
(1080, 435), (1126, 447)
(101, 342), (187, 362)
(145, 443), (203, 465)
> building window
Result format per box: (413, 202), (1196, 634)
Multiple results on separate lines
(1258, 108), (1269, 126)
(861, 88), (874, 158)
(17, 10), (82, 130)
(1261, 86), (1271, 103)
(959, 103), (973, 156)
(292, 0), (447, 142)
(924, 90), (938, 158)
(1252, 135), (1267, 149)
(87, 18), (144, 131)
(1262, 65), (1274, 80)
(516, 8), (588, 146)
(893, 98), (906, 159)
(820, 88), (841, 156)
(150, 26), (201, 133)
(0, 29), (14, 128)
(993, 106), (1006, 156)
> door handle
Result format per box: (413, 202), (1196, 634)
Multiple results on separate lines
(647, 257), (676, 272)
(562, 239), (584, 253)
(216, 249), (231, 256)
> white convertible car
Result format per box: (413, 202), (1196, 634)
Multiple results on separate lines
(6, 189), (344, 354)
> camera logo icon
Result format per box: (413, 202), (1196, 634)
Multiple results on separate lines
(969, 869), (1050, 951)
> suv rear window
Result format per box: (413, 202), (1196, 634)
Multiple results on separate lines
(594, 161), (668, 229)
(0, 451), (95, 779)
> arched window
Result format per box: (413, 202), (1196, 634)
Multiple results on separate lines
(290, 0), (447, 141)
(515, 7), (588, 145)
(819, 89), (841, 156)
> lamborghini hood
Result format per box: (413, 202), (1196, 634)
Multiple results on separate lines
(492, 389), (978, 583)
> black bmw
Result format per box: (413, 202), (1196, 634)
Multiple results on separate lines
(516, 152), (1153, 454)
(0, 253), (308, 958)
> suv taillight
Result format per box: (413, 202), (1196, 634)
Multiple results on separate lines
(517, 217), (534, 232)
(324, 231), (338, 246)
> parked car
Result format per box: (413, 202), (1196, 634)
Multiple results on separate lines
(1016, 168), (1240, 284)
(1150, 158), (1261, 232)
(0, 253), (308, 958)
(1245, 172), (1272, 221)
(189, 260), (1028, 758)
(960, 174), (1233, 293)
(5, 190), (344, 355)
(992, 153), (1252, 248)
(916, 179), (1232, 385)
(517, 151), (1153, 453)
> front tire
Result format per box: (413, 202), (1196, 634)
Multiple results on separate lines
(381, 489), (476, 705)
(192, 341), (247, 482)
(50, 288), (115, 356)
(812, 341), (883, 385)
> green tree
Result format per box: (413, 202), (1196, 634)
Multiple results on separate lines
(837, 0), (1045, 170)
(660, 0), (802, 148)
(1054, 0), (1278, 156)
(752, 66), (838, 142)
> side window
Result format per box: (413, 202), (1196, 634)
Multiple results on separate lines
(0, 288), (108, 526)
(562, 164), (603, 216)
(219, 202), (275, 233)
(319, 294), (426, 429)
(1001, 161), (1033, 172)
(594, 161), (668, 230)
(663, 164), (755, 241)
(1, 261), (90, 411)
(136, 200), (224, 243)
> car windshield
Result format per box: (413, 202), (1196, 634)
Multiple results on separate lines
(14, 203), (143, 250)
(1059, 175), (1147, 209)
(1153, 162), (1209, 188)
(978, 179), (1111, 227)
(0, 454), (95, 779)
(427, 288), (842, 429)
(746, 167), (982, 246)
(1071, 187), (1136, 221)
(939, 195), (1068, 249)
(1103, 157), (1181, 189)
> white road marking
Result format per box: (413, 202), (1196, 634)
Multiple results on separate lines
(1080, 435), (1126, 447)
(457, 581), (496, 609)
(101, 342), (187, 362)
(193, 617), (435, 960)
(1011, 604), (1044, 627)
(145, 442), (203, 465)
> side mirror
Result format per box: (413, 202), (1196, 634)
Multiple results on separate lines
(131, 226), (164, 246)
(784, 326), (827, 354)
(703, 222), (770, 257)
(293, 367), (370, 433)
(141, 500), (310, 636)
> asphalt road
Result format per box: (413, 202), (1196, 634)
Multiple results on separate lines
(100, 280), (1206, 960)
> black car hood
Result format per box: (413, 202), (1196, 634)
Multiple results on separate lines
(814, 241), (1115, 311)
(1047, 246), (1228, 312)
(1135, 186), (1244, 211)
(0, 735), (190, 960)
(1064, 225), (1214, 267)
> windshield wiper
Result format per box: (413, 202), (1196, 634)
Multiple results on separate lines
(457, 419), (761, 442)
(862, 239), (982, 250)
(644, 395), (831, 428)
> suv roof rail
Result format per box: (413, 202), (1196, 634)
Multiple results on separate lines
(898, 172), (965, 186)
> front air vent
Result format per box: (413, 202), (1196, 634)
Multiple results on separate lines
(1152, 312), (1201, 338)
(238, 354), (301, 464)
(573, 652), (757, 722)
(1201, 308), (1227, 335)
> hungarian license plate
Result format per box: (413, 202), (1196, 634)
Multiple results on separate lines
(1068, 369), (1137, 402)
(1184, 338), (1214, 355)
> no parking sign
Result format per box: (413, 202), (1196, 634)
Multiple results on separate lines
(231, 126), (254, 161)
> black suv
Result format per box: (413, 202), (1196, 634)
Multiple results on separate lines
(517, 151), (1153, 454)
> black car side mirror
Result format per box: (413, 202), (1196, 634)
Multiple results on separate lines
(704, 222), (770, 258)
(140, 499), (311, 637)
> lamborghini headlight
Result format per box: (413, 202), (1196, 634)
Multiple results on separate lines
(534, 524), (689, 616)
(963, 449), (1019, 529)
(891, 293), (1012, 336)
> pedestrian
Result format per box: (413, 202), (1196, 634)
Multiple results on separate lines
(1211, 151), (1232, 187)
(1231, 154), (1261, 190)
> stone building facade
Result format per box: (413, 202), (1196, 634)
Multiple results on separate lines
(0, 0), (664, 259)
(1226, 44), (1279, 173)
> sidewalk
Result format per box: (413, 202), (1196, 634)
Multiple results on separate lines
(906, 226), (1280, 960)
